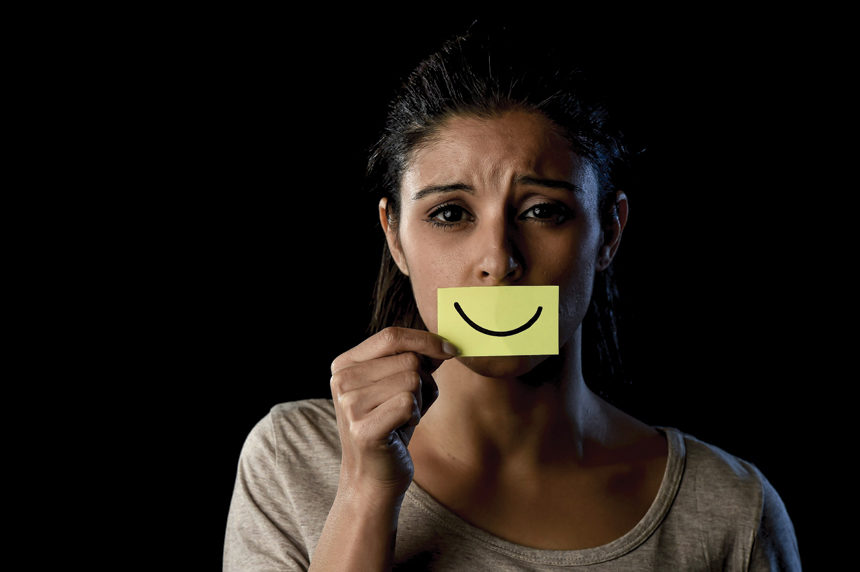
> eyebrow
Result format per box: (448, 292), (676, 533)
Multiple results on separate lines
(411, 176), (583, 201)
(411, 183), (475, 201)
(515, 175), (584, 194)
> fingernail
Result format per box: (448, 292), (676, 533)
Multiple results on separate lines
(442, 340), (459, 356)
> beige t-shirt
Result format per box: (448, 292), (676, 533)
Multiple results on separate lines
(224, 399), (800, 570)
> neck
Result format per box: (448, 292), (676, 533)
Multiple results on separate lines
(414, 329), (607, 470)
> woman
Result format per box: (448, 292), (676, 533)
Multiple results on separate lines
(224, 23), (800, 570)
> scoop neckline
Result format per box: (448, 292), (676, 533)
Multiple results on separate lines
(404, 426), (686, 566)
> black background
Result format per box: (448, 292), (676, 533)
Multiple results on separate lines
(124, 8), (834, 569)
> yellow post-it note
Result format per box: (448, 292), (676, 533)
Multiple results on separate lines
(437, 286), (559, 357)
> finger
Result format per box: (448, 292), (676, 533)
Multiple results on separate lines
(331, 327), (459, 374)
(359, 391), (420, 444)
(330, 352), (423, 394)
(336, 370), (423, 421)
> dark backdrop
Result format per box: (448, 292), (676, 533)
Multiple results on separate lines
(139, 9), (828, 569)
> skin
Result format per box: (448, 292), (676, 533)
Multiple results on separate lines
(392, 109), (606, 379)
(312, 109), (667, 570)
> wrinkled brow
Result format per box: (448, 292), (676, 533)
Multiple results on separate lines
(411, 183), (475, 201)
(411, 177), (583, 201)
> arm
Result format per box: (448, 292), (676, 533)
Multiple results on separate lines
(309, 487), (402, 572)
(309, 327), (456, 571)
(748, 475), (801, 571)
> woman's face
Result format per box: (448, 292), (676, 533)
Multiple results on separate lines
(382, 109), (619, 378)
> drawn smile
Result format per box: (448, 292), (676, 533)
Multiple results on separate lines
(453, 302), (543, 337)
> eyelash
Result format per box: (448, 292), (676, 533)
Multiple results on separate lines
(424, 202), (573, 229)
(425, 203), (473, 228)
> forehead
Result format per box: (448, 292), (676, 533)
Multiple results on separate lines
(403, 109), (596, 194)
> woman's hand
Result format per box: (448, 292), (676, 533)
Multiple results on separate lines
(329, 327), (458, 501)
(309, 328), (458, 571)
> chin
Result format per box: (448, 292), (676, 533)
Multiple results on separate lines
(456, 354), (554, 380)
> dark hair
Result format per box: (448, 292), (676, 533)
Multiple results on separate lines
(365, 21), (630, 394)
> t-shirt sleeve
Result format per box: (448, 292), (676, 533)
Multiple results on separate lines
(223, 412), (310, 571)
(748, 474), (801, 571)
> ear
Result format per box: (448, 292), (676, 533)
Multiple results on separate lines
(379, 197), (410, 276)
(596, 191), (629, 271)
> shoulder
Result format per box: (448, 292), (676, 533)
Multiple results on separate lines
(675, 430), (777, 521)
(680, 431), (766, 503)
(267, 398), (338, 445)
(240, 399), (340, 475)
(666, 429), (800, 569)
(226, 400), (340, 569)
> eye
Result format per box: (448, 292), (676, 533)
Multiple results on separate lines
(427, 204), (470, 226)
(520, 202), (572, 224)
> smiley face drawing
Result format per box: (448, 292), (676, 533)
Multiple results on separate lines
(437, 286), (559, 356)
(453, 302), (543, 337)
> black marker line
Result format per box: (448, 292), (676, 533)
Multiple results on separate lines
(453, 302), (542, 337)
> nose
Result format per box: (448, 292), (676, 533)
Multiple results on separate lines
(475, 217), (524, 284)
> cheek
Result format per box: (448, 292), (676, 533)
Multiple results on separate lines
(558, 265), (595, 346)
(399, 229), (468, 334)
(548, 227), (601, 344)
(411, 273), (440, 333)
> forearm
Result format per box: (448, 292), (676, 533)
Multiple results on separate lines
(309, 488), (403, 572)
